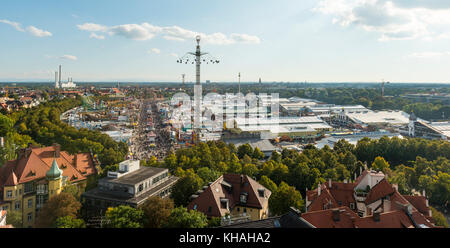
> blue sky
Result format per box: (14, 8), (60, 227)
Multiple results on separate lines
(1, 0), (450, 83)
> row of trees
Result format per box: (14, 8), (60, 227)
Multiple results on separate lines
(0, 97), (128, 168)
(142, 137), (448, 223)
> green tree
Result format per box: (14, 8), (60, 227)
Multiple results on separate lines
(140, 196), (174, 228)
(104, 205), (144, 228)
(35, 193), (82, 228)
(430, 207), (449, 228)
(252, 147), (265, 160)
(5, 210), (22, 228)
(269, 182), (304, 215)
(164, 207), (208, 228)
(237, 144), (253, 159)
(371, 156), (390, 173)
(55, 216), (86, 228)
(171, 169), (204, 206)
(197, 167), (221, 183)
(259, 176), (277, 193)
(242, 163), (259, 178)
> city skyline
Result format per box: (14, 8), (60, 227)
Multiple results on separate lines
(1, 0), (450, 83)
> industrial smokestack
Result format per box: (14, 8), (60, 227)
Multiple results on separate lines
(59, 65), (62, 84)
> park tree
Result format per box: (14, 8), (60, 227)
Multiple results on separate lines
(5, 210), (22, 228)
(140, 196), (174, 228)
(371, 156), (390, 173)
(242, 163), (259, 178)
(171, 169), (204, 206)
(252, 147), (265, 160)
(164, 207), (208, 228)
(259, 176), (277, 193)
(197, 167), (221, 183)
(269, 182), (304, 215)
(104, 205), (144, 228)
(35, 193), (81, 228)
(237, 144), (253, 159)
(430, 207), (449, 228)
(55, 216), (86, 228)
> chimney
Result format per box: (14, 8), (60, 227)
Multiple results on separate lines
(53, 143), (61, 158)
(359, 166), (362, 175)
(240, 174), (244, 185)
(422, 189), (426, 197)
(328, 178), (332, 188)
(392, 184), (398, 191)
(373, 212), (381, 222)
(317, 184), (321, 196)
(332, 209), (340, 222)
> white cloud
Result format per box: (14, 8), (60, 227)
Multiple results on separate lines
(1, 19), (52, 38)
(90, 33), (105, 40)
(170, 53), (179, 58)
(77, 23), (108, 32)
(314, 0), (450, 41)
(59, 55), (78, 61)
(76, 22), (260, 45)
(0, 19), (25, 32)
(149, 48), (161, 54)
(27, 26), (52, 37)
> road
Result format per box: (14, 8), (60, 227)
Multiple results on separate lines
(129, 99), (174, 161)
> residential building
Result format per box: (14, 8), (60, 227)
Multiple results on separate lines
(81, 160), (178, 217)
(187, 174), (271, 221)
(303, 168), (438, 228)
(0, 143), (98, 227)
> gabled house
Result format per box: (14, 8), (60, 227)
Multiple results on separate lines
(187, 174), (271, 221)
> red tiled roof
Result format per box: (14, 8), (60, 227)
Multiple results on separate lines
(301, 207), (359, 228)
(0, 145), (97, 192)
(187, 174), (271, 218)
(329, 182), (356, 208)
(4, 171), (17, 186)
(402, 195), (431, 217)
(307, 185), (339, 212)
(364, 179), (395, 205)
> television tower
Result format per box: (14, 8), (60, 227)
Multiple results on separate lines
(177, 36), (220, 144)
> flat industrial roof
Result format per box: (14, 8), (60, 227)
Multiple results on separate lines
(101, 167), (167, 186)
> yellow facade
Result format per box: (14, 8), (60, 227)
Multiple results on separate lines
(230, 201), (270, 221)
(1, 179), (63, 228)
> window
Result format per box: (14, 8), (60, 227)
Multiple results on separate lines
(24, 182), (34, 193)
(138, 184), (143, 192)
(338, 201), (342, 206)
(2, 206), (8, 210)
(28, 199), (33, 208)
(208, 206), (212, 213)
(350, 203), (355, 210)
(19, 189), (22, 195)
(240, 193), (248, 204)
(237, 207), (240, 212)
(6, 190), (12, 198)
(15, 202), (20, 210)
(193, 204), (198, 210)
(27, 213), (32, 222)
(243, 208), (247, 213)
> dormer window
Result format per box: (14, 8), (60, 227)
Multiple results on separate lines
(240, 192), (248, 204)
(258, 188), (265, 197)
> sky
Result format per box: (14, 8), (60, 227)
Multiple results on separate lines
(1, 0), (450, 83)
